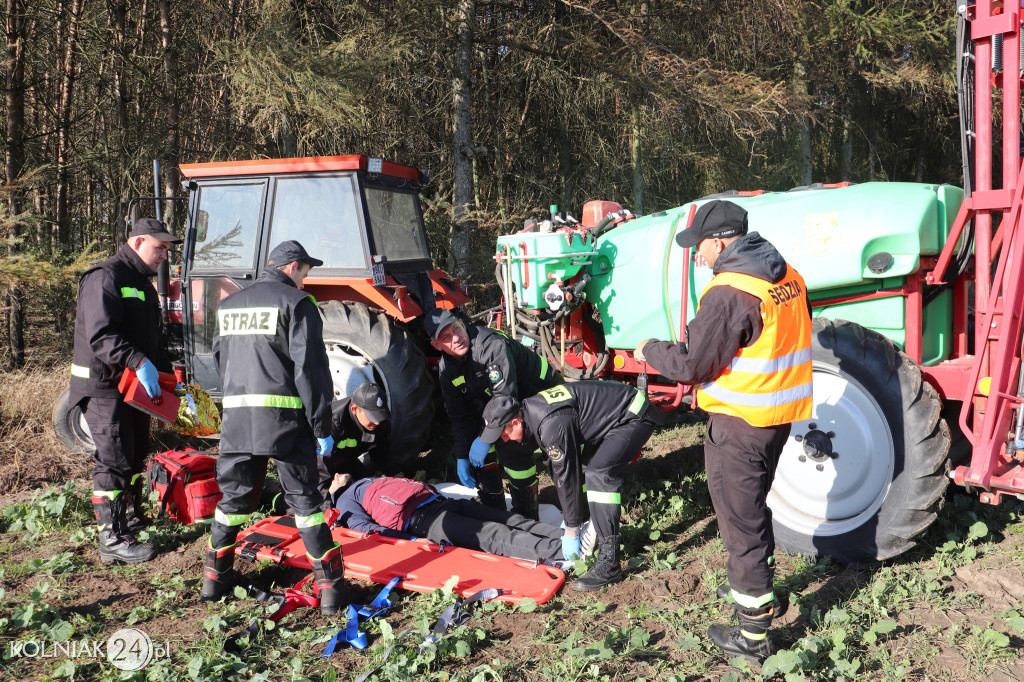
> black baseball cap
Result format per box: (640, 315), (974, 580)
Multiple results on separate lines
(480, 395), (521, 444)
(423, 308), (460, 341)
(129, 217), (182, 244)
(352, 382), (389, 423)
(675, 200), (748, 249)
(267, 240), (324, 268)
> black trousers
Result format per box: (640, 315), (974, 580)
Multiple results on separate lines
(82, 397), (150, 492)
(704, 412), (790, 607)
(212, 447), (333, 556)
(406, 498), (562, 562)
(584, 419), (655, 539)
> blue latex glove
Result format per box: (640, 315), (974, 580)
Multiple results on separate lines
(135, 359), (161, 399)
(468, 437), (491, 468)
(456, 459), (477, 489)
(316, 435), (335, 456)
(561, 533), (581, 561)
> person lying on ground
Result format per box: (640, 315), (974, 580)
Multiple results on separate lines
(328, 473), (594, 564)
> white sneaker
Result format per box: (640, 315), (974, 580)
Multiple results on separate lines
(579, 520), (597, 557)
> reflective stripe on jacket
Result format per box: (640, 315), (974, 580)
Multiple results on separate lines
(695, 266), (813, 427)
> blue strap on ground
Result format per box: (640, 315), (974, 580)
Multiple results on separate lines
(353, 587), (503, 681)
(323, 577), (401, 656)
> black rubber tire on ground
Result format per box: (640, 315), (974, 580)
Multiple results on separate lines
(319, 300), (434, 470)
(770, 318), (951, 567)
(51, 386), (97, 454)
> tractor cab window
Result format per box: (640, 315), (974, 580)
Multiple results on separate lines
(268, 175), (369, 270)
(365, 187), (430, 263)
(191, 183), (264, 270)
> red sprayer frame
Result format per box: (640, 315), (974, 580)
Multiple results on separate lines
(926, 1), (1024, 504)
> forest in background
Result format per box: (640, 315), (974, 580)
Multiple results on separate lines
(1, 0), (961, 369)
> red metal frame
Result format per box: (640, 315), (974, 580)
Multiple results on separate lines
(929, 2), (1024, 502)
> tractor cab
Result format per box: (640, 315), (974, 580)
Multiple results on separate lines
(176, 155), (439, 394)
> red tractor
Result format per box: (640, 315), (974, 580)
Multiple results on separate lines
(53, 155), (469, 465)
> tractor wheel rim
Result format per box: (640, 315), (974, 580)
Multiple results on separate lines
(323, 338), (390, 407)
(767, 362), (895, 537)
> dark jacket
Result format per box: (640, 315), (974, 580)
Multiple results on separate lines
(438, 325), (561, 458)
(214, 268), (333, 456)
(69, 245), (162, 405)
(643, 232), (811, 385)
(332, 477), (436, 539)
(317, 397), (390, 498)
(521, 380), (657, 527)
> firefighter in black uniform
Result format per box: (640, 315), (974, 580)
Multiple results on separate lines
(316, 382), (391, 505)
(425, 308), (563, 519)
(635, 200), (812, 662)
(70, 217), (181, 565)
(202, 240), (352, 614)
(480, 380), (661, 591)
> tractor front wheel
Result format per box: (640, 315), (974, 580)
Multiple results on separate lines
(768, 318), (950, 567)
(320, 300), (434, 471)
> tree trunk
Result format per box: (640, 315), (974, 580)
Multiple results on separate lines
(631, 105), (644, 216)
(158, 0), (180, 228)
(840, 115), (852, 181)
(793, 60), (812, 185)
(55, 0), (85, 252)
(5, 0), (26, 369)
(450, 0), (474, 283)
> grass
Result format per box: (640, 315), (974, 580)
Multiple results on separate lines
(2, 366), (1024, 680)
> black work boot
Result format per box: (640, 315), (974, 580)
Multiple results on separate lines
(123, 475), (152, 534)
(573, 534), (623, 592)
(92, 493), (157, 565)
(201, 542), (237, 602)
(477, 490), (507, 511)
(707, 622), (774, 663)
(509, 483), (539, 521)
(716, 583), (787, 618)
(311, 544), (350, 615)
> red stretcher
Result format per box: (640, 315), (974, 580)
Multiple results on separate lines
(234, 510), (565, 604)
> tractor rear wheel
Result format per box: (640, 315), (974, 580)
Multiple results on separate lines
(51, 387), (96, 454)
(319, 300), (434, 470)
(768, 318), (950, 567)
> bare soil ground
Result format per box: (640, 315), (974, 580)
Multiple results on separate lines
(3, 367), (1024, 680)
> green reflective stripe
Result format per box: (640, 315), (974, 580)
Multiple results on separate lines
(587, 490), (621, 505)
(120, 287), (146, 301)
(731, 589), (774, 609)
(766, 554), (775, 568)
(627, 390), (647, 415)
(222, 394), (303, 409)
(215, 509), (250, 527)
(336, 438), (358, 449)
(71, 363), (90, 378)
(130, 473), (143, 485)
(208, 539), (236, 552)
(305, 294), (317, 306)
(451, 375), (466, 387)
(93, 490), (122, 500)
(296, 512), (325, 528)
(504, 466), (537, 480)
(539, 356), (549, 378)
(306, 542), (340, 561)
(740, 629), (768, 641)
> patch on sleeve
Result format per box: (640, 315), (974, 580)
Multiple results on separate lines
(488, 366), (503, 383)
(546, 445), (564, 462)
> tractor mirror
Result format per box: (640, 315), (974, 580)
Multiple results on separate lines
(196, 210), (209, 242)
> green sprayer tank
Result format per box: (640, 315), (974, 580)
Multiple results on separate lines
(497, 182), (963, 366)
